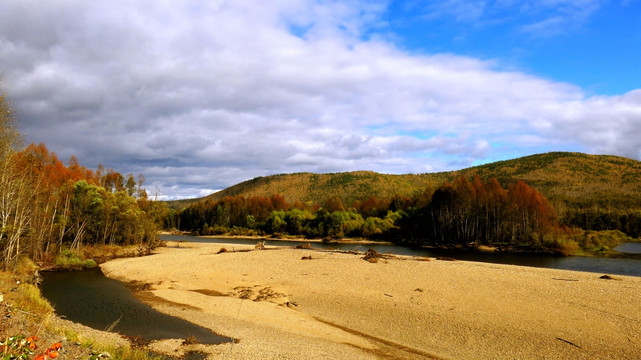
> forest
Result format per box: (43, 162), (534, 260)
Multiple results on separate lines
(179, 175), (574, 250)
(0, 91), (167, 270)
(175, 151), (641, 244)
(178, 169), (641, 252)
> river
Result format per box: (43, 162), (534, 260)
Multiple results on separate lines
(40, 268), (232, 345)
(161, 235), (641, 278)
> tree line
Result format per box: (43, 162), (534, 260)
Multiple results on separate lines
(0, 91), (165, 269)
(179, 175), (561, 249)
(561, 207), (641, 238)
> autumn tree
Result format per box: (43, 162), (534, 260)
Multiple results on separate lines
(0, 89), (35, 269)
(398, 176), (558, 247)
(0, 85), (160, 269)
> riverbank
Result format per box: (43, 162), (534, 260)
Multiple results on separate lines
(174, 233), (641, 260)
(0, 268), (157, 360)
(199, 234), (396, 246)
(101, 241), (641, 359)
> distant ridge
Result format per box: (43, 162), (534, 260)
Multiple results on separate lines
(169, 152), (641, 210)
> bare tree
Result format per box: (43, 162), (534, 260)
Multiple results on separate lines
(0, 87), (33, 269)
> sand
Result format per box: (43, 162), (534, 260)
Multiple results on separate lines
(100, 242), (641, 359)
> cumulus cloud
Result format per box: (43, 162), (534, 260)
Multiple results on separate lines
(0, 0), (640, 198)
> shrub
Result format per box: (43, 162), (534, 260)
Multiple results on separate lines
(295, 242), (314, 250)
(54, 249), (97, 269)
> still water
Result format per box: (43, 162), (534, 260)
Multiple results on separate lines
(40, 268), (232, 344)
(614, 242), (641, 254)
(161, 235), (641, 278)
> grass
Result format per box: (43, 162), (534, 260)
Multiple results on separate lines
(59, 330), (165, 360)
(80, 338), (165, 360)
(0, 265), (54, 318)
(54, 249), (98, 269)
(17, 282), (54, 316)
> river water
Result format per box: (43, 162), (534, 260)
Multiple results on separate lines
(40, 268), (232, 345)
(614, 242), (641, 254)
(161, 235), (641, 278)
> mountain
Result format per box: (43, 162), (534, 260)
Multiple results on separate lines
(169, 152), (641, 210)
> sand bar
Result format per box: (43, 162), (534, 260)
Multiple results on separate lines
(100, 241), (641, 359)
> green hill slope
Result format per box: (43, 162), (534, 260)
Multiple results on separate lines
(199, 171), (449, 205)
(457, 152), (641, 208)
(170, 152), (641, 210)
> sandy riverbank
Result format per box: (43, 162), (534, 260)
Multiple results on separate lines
(101, 241), (641, 359)
(196, 234), (397, 246)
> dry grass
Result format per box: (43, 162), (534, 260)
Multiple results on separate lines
(0, 269), (54, 319)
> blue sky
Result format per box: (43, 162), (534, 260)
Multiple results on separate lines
(1, 0), (640, 199)
(387, 0), (641, 95)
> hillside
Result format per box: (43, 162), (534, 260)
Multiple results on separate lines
(457, 152), (641, 208)
(200, 171), (449, 205)
(169, 171), (448, 209)
(169, 152), (641, 210)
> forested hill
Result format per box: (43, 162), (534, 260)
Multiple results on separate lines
(170, 152), (641, 210)
(169, 171), (449, 209)
(459, 152), (641, 208)
(199, 171), (449, 206)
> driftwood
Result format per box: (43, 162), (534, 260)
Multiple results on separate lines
(362, 249), (382, 262)
(599, 274), (618, 280)
(435, 257), (456, 261)
(556, 337), (581, 348)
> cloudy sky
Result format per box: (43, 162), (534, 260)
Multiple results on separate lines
(1, 0), (640, 199)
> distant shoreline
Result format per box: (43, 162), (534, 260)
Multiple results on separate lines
(201, 234), (397, 246)
(160, 232), (641, 260)
(160, 230), (397, 245)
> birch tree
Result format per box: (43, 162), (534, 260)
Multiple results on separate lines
(0, 88), (34, 269)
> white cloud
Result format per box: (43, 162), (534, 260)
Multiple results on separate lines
(0, 0), (639, 199)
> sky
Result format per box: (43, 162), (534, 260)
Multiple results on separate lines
(1, 0), (640, 200)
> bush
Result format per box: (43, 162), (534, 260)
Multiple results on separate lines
(543, 237), (580, 253)
(212, 224), (228, 235)
(576, 230), (632, 250)
(55, 249), (98, 269)
(541, 228), (633, 253)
